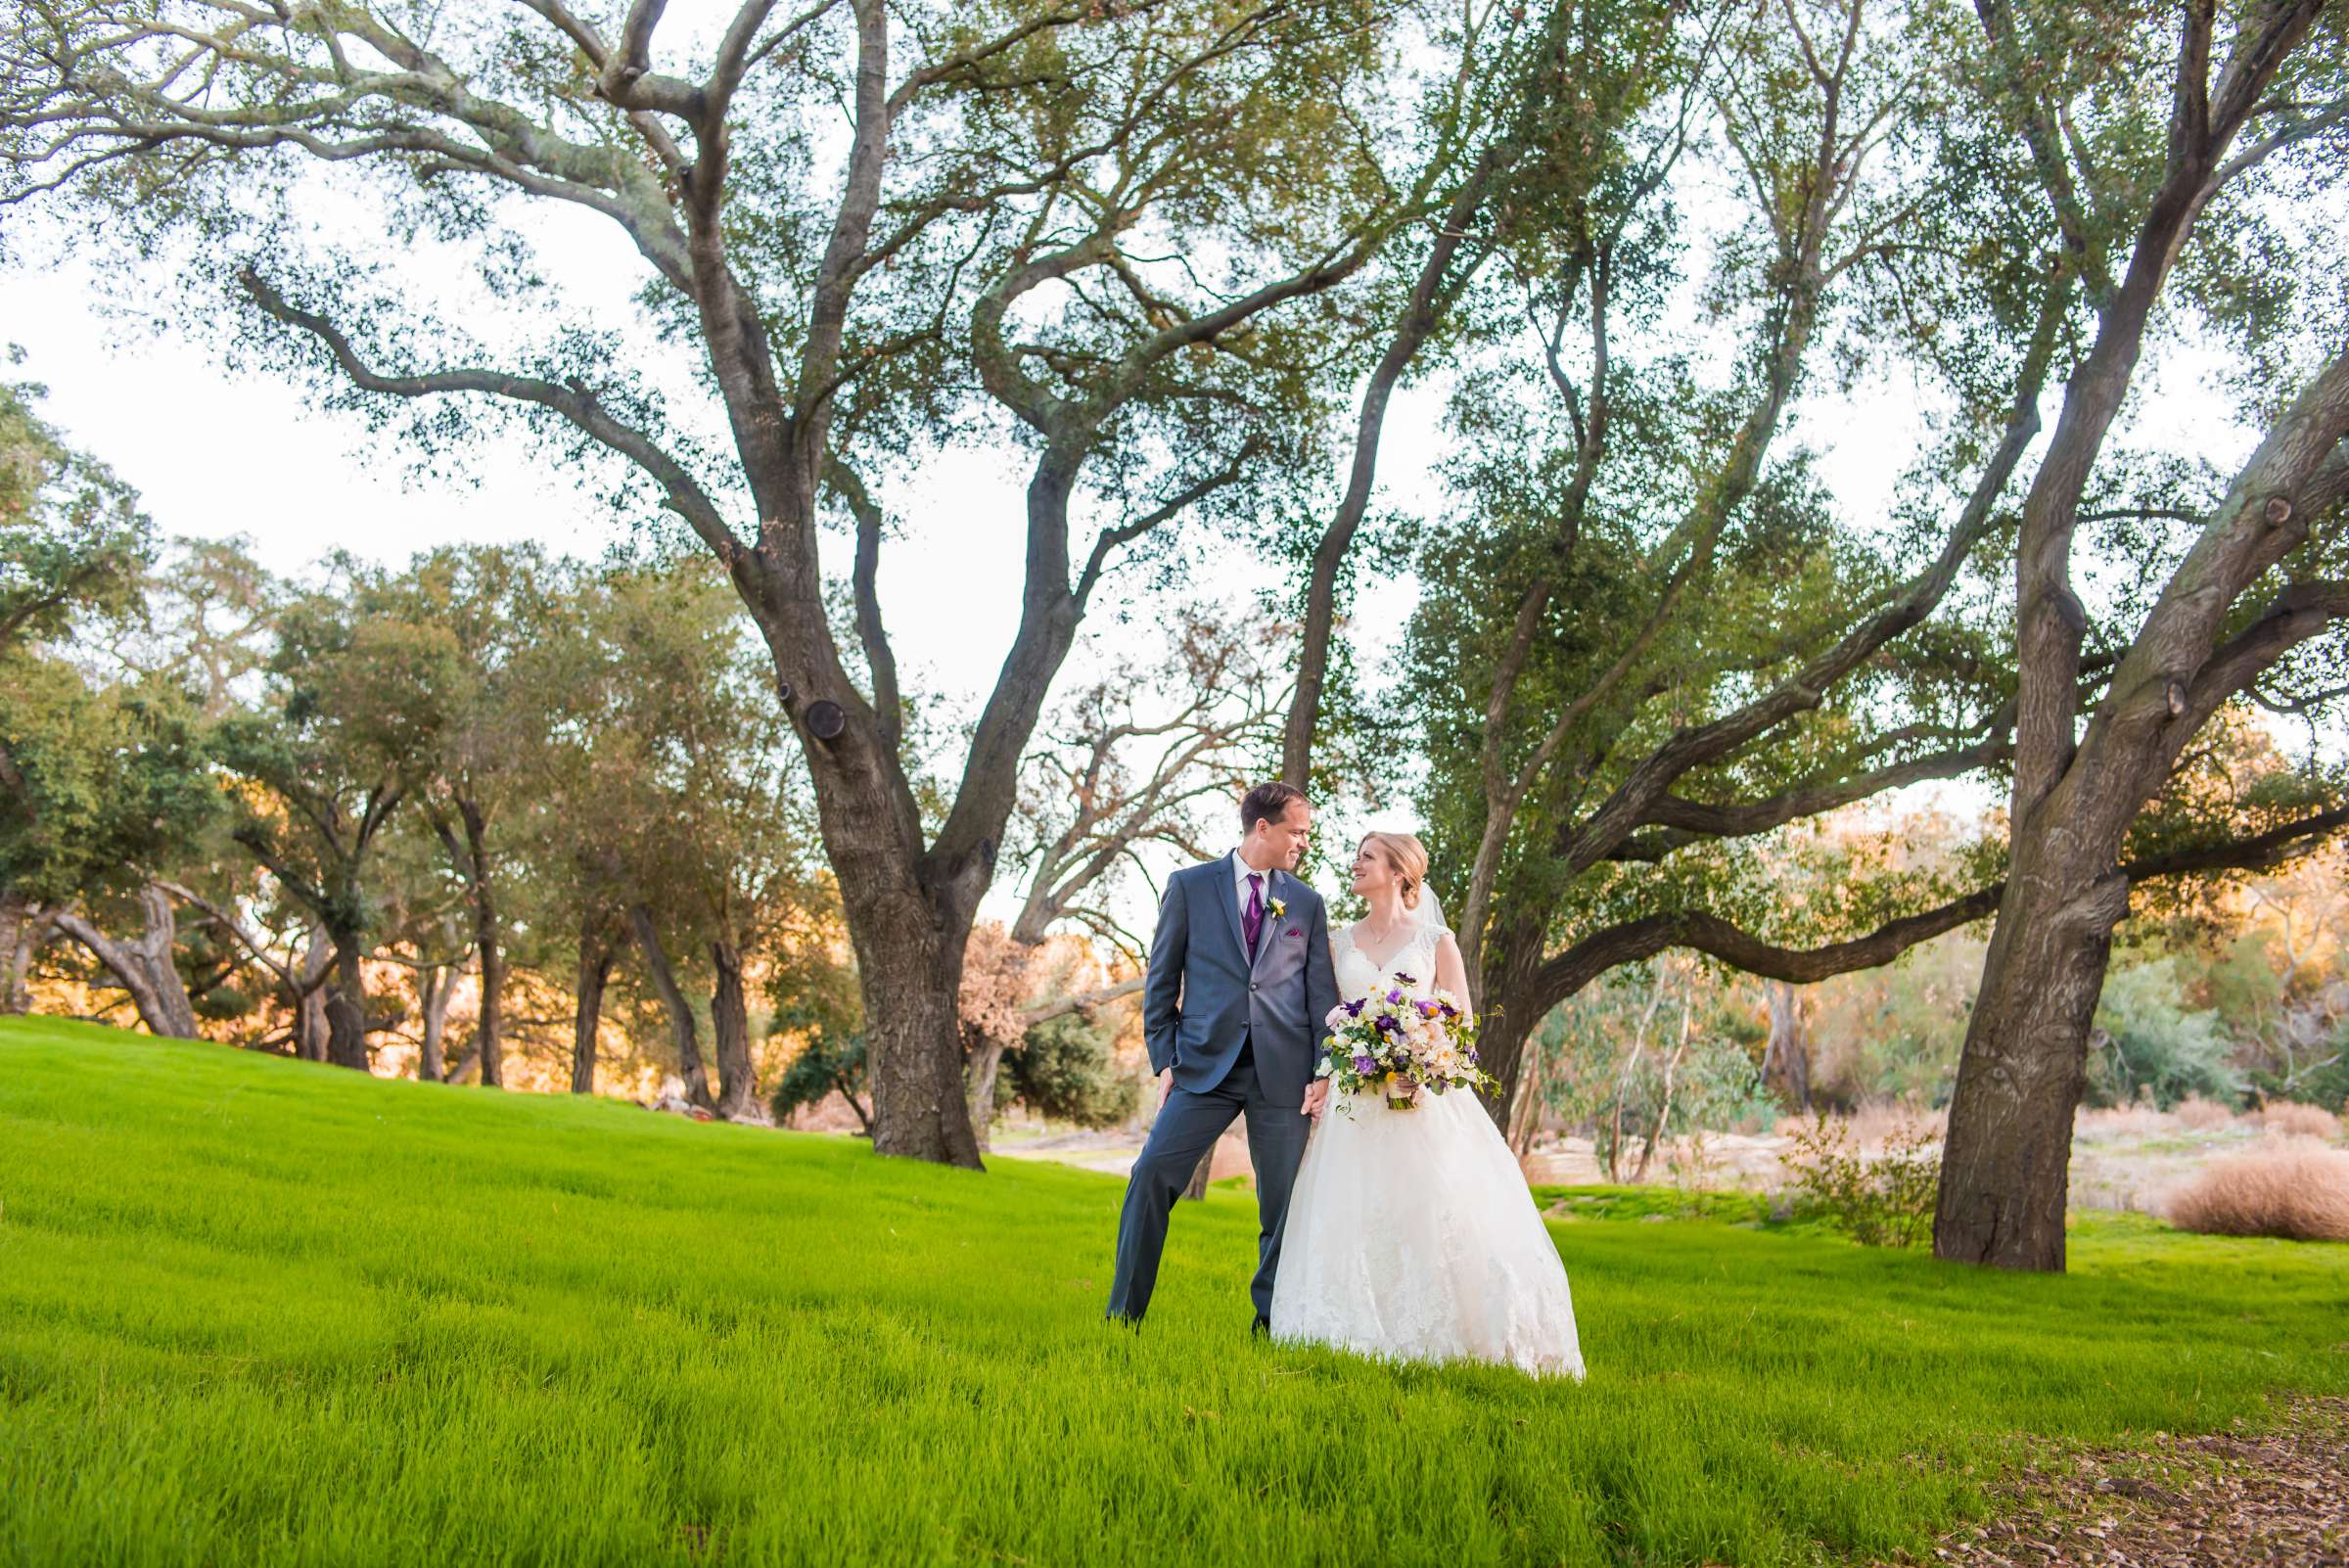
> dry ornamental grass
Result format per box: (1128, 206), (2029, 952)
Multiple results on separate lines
(2077, 1103), (2177, 1137)
(2172, 1094), (2239, 1132)
(2165, 1137), (2349, 1242)
(2258, 1101), (2344, 1142)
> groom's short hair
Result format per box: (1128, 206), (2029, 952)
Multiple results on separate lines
(1240, 780), (1309, 833)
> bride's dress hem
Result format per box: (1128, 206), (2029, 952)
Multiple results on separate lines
(1268, 1324), (1586, 1383)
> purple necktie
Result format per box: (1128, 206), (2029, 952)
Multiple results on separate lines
(1244, 872), (1265, 956)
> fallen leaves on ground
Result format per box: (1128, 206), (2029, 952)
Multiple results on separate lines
(1890, 1395), (2348, 1567)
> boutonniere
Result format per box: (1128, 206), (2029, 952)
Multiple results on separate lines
(1267, 896), (1287, 920)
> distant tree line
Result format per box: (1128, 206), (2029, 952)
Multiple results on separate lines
(0, 389), (1161, 1127)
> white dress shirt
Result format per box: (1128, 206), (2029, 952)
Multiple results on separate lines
(1230, 849), (1274, 915)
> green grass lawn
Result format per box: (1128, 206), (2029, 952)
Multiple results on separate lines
(3, 1019), (2344, 1567)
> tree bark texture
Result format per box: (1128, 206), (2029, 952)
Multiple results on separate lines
(1765, 982), (1812, 1111)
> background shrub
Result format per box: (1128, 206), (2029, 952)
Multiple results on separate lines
(2165, 1139), (2349, 1241)
(1781, 1116), (1939, 1247)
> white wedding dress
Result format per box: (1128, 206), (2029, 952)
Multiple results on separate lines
(1268, 918), (1586, 1379)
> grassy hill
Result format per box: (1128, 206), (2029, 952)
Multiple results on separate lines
(2, 1018), (2344, 1567)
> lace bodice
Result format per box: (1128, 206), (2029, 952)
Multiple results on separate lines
(1333, 920), (1445, 1002)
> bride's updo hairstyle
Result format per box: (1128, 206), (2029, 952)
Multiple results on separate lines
(1362, 831), (1430, 909)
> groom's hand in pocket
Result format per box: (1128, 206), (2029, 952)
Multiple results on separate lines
(1158, 1067), (1173, 1107)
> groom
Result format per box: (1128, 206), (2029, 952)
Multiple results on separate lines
(1106, 781), (1340, 1332)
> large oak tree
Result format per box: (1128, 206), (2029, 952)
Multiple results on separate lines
(1933, 0), (2349, 1269)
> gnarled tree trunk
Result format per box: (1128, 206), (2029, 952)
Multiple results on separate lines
(630, 902), (713, 1111)
(1933, 0), (2342, 1272)
(1933, 861), (2118, 1269)
(1474, 916), (1552, 1130)
(826, 850), (988, 1168)
(51, 886), (199, 1039)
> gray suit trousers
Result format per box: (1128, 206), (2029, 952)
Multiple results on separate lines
(1104, 1043), (1311, 1326)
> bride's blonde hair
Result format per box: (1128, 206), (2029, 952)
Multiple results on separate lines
(1360, 831), (1430, 909)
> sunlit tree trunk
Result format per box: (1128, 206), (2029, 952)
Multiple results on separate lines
(1765, 982), (1812, 1112)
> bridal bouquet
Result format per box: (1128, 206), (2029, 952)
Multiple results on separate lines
(1319, 973), (1493, 1112)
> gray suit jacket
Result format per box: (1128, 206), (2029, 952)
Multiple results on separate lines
(1142, 855), (1340, 1108)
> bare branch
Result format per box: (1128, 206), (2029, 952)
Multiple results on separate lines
(238, 268), (750, 570)
(1074, 444), (1258, 607)
(1636, 737), (2015, 843)
(1529, 801), (2349, 1016)
(1022, 975), (1143, 1025)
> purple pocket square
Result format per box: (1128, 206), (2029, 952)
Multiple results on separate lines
(1285, 929), (1302, 938)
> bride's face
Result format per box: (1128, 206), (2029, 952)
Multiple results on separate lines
(1349, 841), (1394, 898)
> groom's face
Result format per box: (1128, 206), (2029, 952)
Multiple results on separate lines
(1263, 799), (1312, 870)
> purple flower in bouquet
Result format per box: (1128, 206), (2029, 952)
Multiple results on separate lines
(1352, 1054), (1377, 1074)
(1394, 973), (1417, 986)
(1385, 988), (1405, 1005)
(1374, 1014), (1399, 1034)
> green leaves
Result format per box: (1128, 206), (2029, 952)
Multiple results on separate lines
(0, 373), (152, 655)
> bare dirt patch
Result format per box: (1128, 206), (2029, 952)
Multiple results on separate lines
(1888, 1394), (2349, 1567)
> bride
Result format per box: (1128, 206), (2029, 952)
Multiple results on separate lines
(1269, 831), (1585, 1380)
